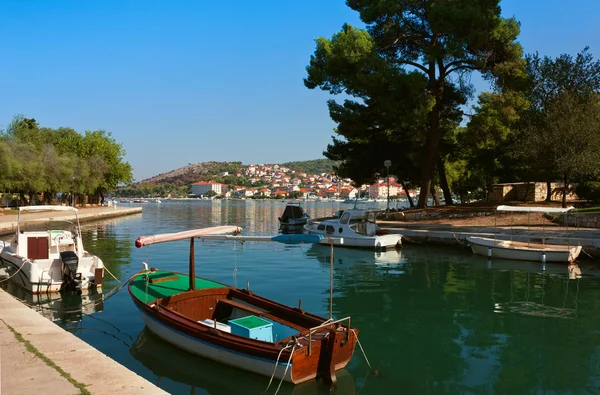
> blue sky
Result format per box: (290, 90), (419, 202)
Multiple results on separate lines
(1, 1), (599, 182)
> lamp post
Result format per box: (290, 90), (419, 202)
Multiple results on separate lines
(384, 160), (391, 217)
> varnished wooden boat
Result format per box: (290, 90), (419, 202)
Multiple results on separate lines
(128, 226), (358, 384)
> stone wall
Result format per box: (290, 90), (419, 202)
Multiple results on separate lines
(556, 213), (600, 228)
(490, 182), (578, 203)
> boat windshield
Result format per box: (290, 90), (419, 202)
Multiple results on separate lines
(20, 219), (78, 234)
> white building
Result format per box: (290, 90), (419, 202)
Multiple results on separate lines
(191, 181), (224, 196)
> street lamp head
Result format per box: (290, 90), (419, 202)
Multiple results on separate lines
(384, 160), (391, 168)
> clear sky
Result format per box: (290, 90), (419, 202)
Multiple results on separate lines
(1, 0), (599, 182)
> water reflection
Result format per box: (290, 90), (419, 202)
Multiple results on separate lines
(0, 281), (104, 329)
(130, 327), (356, 395)
(305, 244), (403, 267)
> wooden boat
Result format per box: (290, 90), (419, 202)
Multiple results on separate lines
(304, 208), (402, 250)
(278, 202), (310, 228)
(0, 206), (104, 293)
(128, 226), (358, 384)
(466, 205), (582, 263)
(466, 236), (581, 263)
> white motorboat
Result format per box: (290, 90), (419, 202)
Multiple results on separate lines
(466, 205), (582, 263)
(0, 206), (105, 294)
(304, 208), (402, 250)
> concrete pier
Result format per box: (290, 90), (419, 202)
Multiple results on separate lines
(0, 206), (142, 236)
(378, 220), (600, 258)
(0, 289), (168, 395)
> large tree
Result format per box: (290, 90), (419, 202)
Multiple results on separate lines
(306, 0), (524, 207)
(521, 48), (600, 203)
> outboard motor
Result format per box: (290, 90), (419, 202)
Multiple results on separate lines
(60, 251), (82, 291)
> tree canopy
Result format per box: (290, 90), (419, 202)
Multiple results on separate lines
(0, 115), (133, 206)
(305, 0), (524, 207)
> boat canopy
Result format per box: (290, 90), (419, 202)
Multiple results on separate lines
(19, 205), (78, 213)
(496, 205), (575, 214)
(135, 226), (242, 247)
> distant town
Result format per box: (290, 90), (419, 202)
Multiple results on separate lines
(189, 163), (415, 200)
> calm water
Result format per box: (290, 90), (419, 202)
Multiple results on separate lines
(4, 200), (600, 394)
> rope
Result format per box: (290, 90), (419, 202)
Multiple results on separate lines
(401, 235), (427, 246)
(264, 340), (296, 394)
(351, 329), (372, 370)
(273, 342), (296, 395)
(103, 265), (120, 283)
(0, 259), (27, 284)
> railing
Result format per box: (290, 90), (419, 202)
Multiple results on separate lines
(306, 316), (351, 356)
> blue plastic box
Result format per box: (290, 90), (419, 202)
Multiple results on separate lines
(229, 315), (273, 342)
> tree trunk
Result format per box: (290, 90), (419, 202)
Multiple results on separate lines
(562, 176), (568, 208)
(546, 181), (552, 201)
(401, 181), (415, 208)
(417, 74), (444, 208)
(436, 156), (453, 205)
(430, 184), (441, 206)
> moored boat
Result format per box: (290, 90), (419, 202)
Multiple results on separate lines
(466, 205), (582, 263)
(128, 226), (358, 384)
(304, 208), (402, 250)
(466, 236), (582, 263)
(278, 202), (310, 228)
(0, 205), (104, 294)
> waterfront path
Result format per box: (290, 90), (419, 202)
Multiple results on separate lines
(0, 289), (168, 395)
(0, 206), (142, 236)
(0, 205), (165, 395)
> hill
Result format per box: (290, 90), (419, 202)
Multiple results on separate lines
(133, 159), (337, 187)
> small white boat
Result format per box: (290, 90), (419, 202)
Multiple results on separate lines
(304, 208), (402, 250)
(0, 206), (104, 294)
(466, 236), (582, 263)
(466, 205), (582, 263)
(278, 202), (310, 228)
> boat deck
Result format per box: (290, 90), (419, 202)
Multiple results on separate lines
(130, 270), (226, 301)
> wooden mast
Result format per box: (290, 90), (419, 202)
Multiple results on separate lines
(189, 237), (195, 291)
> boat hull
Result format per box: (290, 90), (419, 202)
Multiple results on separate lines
(466, 236), (582, 263)
(0, 249), (103, 294)
(135, 305), (296, 382)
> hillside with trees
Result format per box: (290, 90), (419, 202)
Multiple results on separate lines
(115, 159), (338, 198)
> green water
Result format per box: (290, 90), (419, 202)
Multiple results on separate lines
(4, 200), (600, 394)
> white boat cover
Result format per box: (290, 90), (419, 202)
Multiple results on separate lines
(135, 226), (242, 247)
(496, 205), (574, 214)
(19, 205), (78, 213)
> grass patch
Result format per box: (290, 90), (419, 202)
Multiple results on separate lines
(1, 319), (91, 395)
(572, 206), (600, 214)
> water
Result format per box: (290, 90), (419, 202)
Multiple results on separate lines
(4, 199), (600, 394)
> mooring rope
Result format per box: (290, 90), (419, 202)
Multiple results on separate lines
(264, 340), (296, 394)
(351, 329), (373, 370)
(0, 259), (27, 284)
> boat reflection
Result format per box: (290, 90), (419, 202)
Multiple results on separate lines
(490, 265), (581, 319)
(305, 243), (403, 266)
(130, 327), (356, 395)
(0, 281), (104, 328)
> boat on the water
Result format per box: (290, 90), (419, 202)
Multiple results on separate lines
(278, 202), (310, 228)
(304, 208), (402, 250)
(466, 205), (582, 263)
(128, 226), (358, 385)
(0, 205), (105, 294)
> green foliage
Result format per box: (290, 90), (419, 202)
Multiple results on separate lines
(305, 0), (524, 207)
(0, 115), (133, 204)
(576, 181), (600, 204)
(280, 159), (338, 175)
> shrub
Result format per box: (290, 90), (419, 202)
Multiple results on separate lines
(575, 181), (600, 204)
